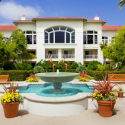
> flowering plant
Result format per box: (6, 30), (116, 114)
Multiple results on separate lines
(26, 73), (39, 82)
(117, 86), (124, 93)
(80, 77), (88, 82)
(79, 70), (93, 81)
(91, 74), (117, 101)
(1, 82), (23, 104)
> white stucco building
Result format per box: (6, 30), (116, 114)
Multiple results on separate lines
(0, 15), (122, 66)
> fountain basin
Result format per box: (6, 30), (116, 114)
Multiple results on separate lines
(0, 82), (96, 116)
(35, 72), (79, 93)
(35, 72), (79, 83)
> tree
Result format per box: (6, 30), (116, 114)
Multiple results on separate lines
(8, 29), (36, 63)
(101, 26), (125, 65)
(118, 0), (125, 10)
(100, 41), (108, 65)
(0, 33), (13, 63)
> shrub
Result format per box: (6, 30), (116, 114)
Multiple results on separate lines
(88, 61), (102, 70)
(26, 74), (39, 82)
(3, 63), (32, 70)
(87, 70), (125, 80)
(44, 69), (77, 72)
(0, 70), (33, 81)
(33, 66), (44, 73)
(97, 64), (112, 71)
(76, 65), (86, 73)
(37, 59), (80, 69)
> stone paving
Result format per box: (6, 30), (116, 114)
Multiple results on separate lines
(0, 83), (125, 125)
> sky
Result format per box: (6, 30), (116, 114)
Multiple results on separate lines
(0, 0), (125, 26)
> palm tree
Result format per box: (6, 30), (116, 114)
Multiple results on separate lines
(118, 0), (125, 10)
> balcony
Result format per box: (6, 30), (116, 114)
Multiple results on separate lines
(45, 54), (58, 59)
(84, 55), (98, 59)
(62, 54), (75, 58)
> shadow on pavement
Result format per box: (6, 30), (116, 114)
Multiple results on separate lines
(18, 110), (29, 116)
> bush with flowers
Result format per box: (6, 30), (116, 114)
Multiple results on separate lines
(26, 73), (39, 82)
(1, 82), (23, 104)
(79, 70), (94, 82)
(91, 74), (117, 101)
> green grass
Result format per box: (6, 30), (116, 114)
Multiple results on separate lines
(75, 75), (80, 79)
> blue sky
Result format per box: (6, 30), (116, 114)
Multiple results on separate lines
(0, 0), (125, 26)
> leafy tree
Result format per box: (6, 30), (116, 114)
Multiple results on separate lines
(102, 26), (125, 65)
(118, 0), (125, 10)
(87, 61), (102, 70)
(0, 33), (13, 63)
(8, 29), (36, 62)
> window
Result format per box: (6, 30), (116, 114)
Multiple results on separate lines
(48, 51), (56, 54)
(83, 31), (98, 44)
(4, 37), (8, 42)
(64, 51), (72, 54)
(24, 31), (36, 44)
(45, 26), (75, 43)
(85, 51), (92, 55)
(102, 37), (108, 44)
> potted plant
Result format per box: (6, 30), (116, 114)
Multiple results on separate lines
(1, 82), (23, 118)
(117, 86), (124, 98)
(91, 74), (117, 117)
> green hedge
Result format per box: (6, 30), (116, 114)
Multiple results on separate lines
(44, 69), (77, 72)
(0, 70), (33, 81)
(87, 70), (125, 80)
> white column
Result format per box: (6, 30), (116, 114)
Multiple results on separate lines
(98, 31), (103, 64)
(37, 31), (45, 63)
(58, 49), (62, 60)
(75, 32), (83, 64)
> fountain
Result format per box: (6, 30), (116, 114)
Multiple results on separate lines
(35, 72), (79, 93)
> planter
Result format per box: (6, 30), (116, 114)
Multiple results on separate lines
(2, 102), (20, 118)
(97, 100), (116, 117)
(118, 92), (123, 98)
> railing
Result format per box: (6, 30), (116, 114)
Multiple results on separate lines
(45, 54), (58, 58)
(62, 54), (75, 58)
(84, 55), (98, 59)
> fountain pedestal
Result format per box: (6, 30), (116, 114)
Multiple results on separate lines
(53, 83), (63, 93)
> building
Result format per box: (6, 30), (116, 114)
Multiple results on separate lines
(0, 15), (122, 66)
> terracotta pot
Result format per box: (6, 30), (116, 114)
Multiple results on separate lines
(118, 92), (123, 98)
(2, 102), (20, 118)
(97, 100), (116, 117)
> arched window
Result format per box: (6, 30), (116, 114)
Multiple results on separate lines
(102, 36), (108, 44)
(24, 31), (36, 44)
(83, 31), (98, 44)
(45, 26), (75, 43)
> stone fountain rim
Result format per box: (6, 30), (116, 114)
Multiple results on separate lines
(35, 72), (79, 77)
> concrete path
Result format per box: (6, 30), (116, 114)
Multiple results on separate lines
(0, 83), (125, 125)
(0, 97), (125, 125)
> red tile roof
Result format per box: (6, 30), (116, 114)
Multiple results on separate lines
(0, 25), (17, 30)
(32, 17), (87, 20)
(102, 25), (122, 30)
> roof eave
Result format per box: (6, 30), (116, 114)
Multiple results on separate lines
(87, 21), (107, 25)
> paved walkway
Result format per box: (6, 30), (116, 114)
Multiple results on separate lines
(0, 84), (125, 125)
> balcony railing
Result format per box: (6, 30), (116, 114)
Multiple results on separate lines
(45, 54), (58, 58)
(84, 55), (98, 59)
(62, 54), (75, 58)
